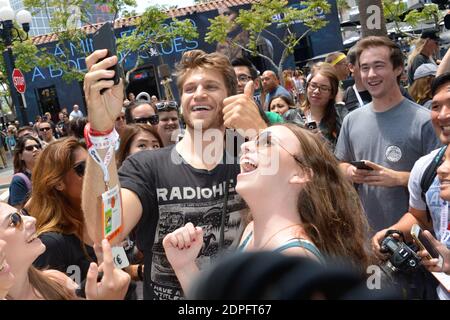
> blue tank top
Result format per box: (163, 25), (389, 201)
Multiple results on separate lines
(238, 231), (325, 264)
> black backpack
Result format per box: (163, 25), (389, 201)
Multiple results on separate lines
(420, 145), (447, 221)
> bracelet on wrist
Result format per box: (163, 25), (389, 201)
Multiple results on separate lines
(84, 123), (119, 150)
(86, 122), (114, 136)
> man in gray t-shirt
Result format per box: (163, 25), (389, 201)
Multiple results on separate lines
(335, 36), (440, 232)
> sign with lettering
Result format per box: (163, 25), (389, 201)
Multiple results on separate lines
(12, 68), (26, 94)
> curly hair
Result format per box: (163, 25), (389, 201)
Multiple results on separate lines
(281, 123), (373, 272)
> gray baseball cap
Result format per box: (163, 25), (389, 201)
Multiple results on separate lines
(413, 63), (437, 80)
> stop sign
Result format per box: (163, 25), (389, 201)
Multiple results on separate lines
(12, 68), (26, 94)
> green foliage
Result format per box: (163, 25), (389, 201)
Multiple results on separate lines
(116, 5), (198, 66)
(383, 0), (407, 23)
(336, 0), (350, 11)
(383, 1), (443, 32)
(404, 4), (443, 27)
(205, 0), (330, 73)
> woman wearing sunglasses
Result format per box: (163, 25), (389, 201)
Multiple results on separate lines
(163, 124), (373, 294)
(8, 136), (42, 210)
(24, 138), (94, 285)
(284, 63), (346, 151)
(0, 201), (130, 299)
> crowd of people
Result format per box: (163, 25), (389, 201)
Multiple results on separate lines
(1, 28), (450, 301)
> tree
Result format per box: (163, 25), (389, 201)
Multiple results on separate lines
(205, 0), (331, 76)
(336, 0), (350, 21)
(116, 5), (198, 73)
(358, 0), (388, 37)
(383, 1), (443, 38)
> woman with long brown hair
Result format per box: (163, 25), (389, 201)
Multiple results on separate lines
(163, 124), (373, 294)
(284, 63), (345, 150)
(26, 137), (95, 284)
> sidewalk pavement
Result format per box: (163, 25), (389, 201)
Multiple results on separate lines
(0, 152), (14, 192)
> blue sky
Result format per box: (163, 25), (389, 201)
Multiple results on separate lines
(135, 0), (195, 13)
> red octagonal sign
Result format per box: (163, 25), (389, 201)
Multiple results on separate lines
(12, 68), (26, 94)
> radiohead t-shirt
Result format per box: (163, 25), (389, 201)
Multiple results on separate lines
(119, 145), (246, 300)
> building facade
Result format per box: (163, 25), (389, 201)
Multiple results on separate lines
(9, 0), (114, 36)
(13, 0), (344, 125)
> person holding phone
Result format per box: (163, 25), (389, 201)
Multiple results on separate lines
(417, 230), (450, 275)
(81, 49), (268, 300)
(335, 36), (440, 234)
(370, 53), (450, 300)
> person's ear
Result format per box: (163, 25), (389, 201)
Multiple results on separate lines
(289, 168), (313, 185)
(394, 66), (403, 78)
(55, 182), (65, 191)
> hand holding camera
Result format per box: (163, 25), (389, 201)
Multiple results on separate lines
(379, 230), (421, 273)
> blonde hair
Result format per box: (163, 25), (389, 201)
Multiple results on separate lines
(407, 38), (427, 67)
(409, 76), (433, 105)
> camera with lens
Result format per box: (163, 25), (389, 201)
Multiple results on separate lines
(306, 121), (317, 130)
(380, 230), (420, 273)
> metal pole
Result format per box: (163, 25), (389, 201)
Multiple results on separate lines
(2, 47), (28, 125)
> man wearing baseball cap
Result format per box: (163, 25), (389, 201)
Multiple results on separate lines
(407, 29), (441, 85)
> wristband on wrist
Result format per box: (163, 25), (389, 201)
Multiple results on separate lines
(86, 122), (114, 136)
(84, 123), (119, 150)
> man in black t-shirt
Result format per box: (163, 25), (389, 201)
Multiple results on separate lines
(82, 49), (268, 299)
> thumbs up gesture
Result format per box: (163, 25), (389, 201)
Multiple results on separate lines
(222, 81), (267, 139)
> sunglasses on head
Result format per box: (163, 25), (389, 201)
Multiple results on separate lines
(155, 101), (178, 112)
(133, 115), (159, 125)
(24, 144), (41, 152)
(73, 161), (86, 177)
(39, 127), (51, 132)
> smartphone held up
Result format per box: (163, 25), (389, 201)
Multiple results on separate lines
(92, 22), (122, 92)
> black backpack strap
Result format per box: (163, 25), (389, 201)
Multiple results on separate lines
(420, 145), (447, 221)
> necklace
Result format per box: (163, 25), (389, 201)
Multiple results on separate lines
(256, 223), (302, 250)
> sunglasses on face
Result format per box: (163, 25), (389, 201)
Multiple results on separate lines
(116, 115), (125, 122)
(155, 101), (178, 112)
(8, 211), (24, 230)
(133, 115), (159, 125)
(73, 161), (86, 177)
(24, 144), (41, 152)
(39, 127), (51, 132)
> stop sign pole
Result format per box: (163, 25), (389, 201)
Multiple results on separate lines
(12, 68), (27, 110)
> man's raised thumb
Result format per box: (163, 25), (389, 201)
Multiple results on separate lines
(244, 80), (255, 98)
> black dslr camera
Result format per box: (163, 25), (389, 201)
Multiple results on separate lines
(380, 230), (420, 273)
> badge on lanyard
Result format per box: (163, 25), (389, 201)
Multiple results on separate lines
(440, 201), (450, 244)
(101, 185), (123, 241)
(111, 246), (130, 269)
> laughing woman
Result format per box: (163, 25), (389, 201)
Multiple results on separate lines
(163, 123), (372, 294)
(0, 202), (130, 299)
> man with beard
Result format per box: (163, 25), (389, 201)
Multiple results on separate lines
(82, 49), (267, 299)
